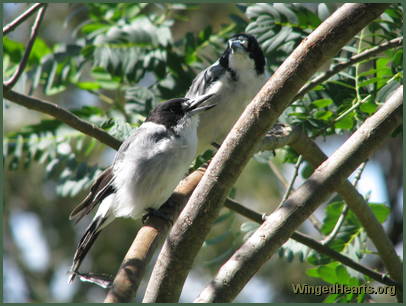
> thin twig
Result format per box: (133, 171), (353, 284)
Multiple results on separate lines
(3, 88), (122, 150)
(4, 4), (47, 90)
(3, 3), (45, 34)
(321, 161), (368, 245)
(280, 155), (303, 204)
(353, 161), (368, 187)
(269, 156), (322, 232)
(279, 155), (323, 233)
(355, 29), (366, 102)
(321, 205), (349, 245)
(294, 36), (403, 100)
(267, 160), (289, 187)
(224, 198), (399, 287)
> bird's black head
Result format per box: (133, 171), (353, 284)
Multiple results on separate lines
(146, 98), (188, 129)
(146, 94), (215, 129)
(220, 33), (265, 75)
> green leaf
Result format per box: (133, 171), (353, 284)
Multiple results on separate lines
(334, 116), (354, 130)
(312, 98), (333, 108)
(314, 110), (333, 121)
(279, 238), (310, 262)
(359, 100), (377, 115)
(376, 57), (392, 88)
(28, 38), (51, 65)
(328, 80), (355, 90)
(369, 203), (390, 223)
(358, 77), (387, 88)
(323, 293), (340, 303)
(317, 262), (340, 283)
(3, 36), (24, 63)
(320, 201), (345, 235)
(76, 82), (101, 90)
(301, 162), (314, 179)
(81, 22), (109, 34)
(306, 267), (319, 278)
(335, 264), (351, 284)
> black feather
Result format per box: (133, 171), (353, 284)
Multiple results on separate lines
(145, 98), (189, 129)
(68, 216), (107, 283)
(69, 167), (115, 223)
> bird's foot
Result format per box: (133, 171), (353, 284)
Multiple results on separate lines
(142, 208), (173, 225)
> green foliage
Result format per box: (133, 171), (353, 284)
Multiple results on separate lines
(3, 3), (402, 303)
(4, 3), (240, 198)
(307, 262), (367, 302)
(245, 3), (323, 71)
(245, 3), (403, 139)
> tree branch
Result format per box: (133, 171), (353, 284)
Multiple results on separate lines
(3, 3), (45, 34)
(3, 88), (122, 150)
(280, 155), (303, 204)
(290, 120), (404, 294)
(321, 161), (367, 245)
(223, 198), (399, 287)
(195, 85), (402, 303)
(4, 4), (47, 90)
(142, 4), (390, 302)
(103, 124), (300, 302)
(294, 36), (403, 101)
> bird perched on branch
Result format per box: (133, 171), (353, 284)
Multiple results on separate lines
(186, 33), (268, 154)
(68, 93), (215, 283)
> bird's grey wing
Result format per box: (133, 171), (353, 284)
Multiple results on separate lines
(186, 63), (225, 97)
(69, 129), (142, 222)
(111, 127), (148, 164)
(69, 166), (115, 223)
(69, 126), (168, 223)
(112, 126), (170, 163)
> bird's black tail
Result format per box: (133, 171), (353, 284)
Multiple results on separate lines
(68, 216), (107, 283)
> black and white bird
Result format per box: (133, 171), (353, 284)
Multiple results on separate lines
(186, 33), (268, 154)
(68, 93), (214, 283)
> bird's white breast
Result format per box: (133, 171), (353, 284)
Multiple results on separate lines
(111, 121), (197, 219)
(196, 56), (268, 154)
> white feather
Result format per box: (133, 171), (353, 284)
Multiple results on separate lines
(191, 53), (269, 155)
(98, 119), (198, 221)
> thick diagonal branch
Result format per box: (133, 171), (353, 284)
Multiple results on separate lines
(195, 85), (402, 303)
(103, 124), (299, 302)
(224, 199), (399, 287)
(142, 4), (389, 303)
(290, 122), (403, 291)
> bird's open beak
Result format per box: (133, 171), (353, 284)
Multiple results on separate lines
(186, 93), (216, 116)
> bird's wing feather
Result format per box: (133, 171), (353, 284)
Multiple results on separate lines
(186, 63), (225, 97)
(68, 214), (107, 282)
(69, 167), (115, 222)
(69, 128), (152, 223)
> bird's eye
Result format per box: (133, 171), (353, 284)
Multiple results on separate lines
(239, 39), (248, 48)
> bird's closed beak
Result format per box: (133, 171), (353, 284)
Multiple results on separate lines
(186, 93), (216, 116)
(229, 40), (244, 53)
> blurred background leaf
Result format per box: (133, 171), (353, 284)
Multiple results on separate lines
(3, 3), (402, 303)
